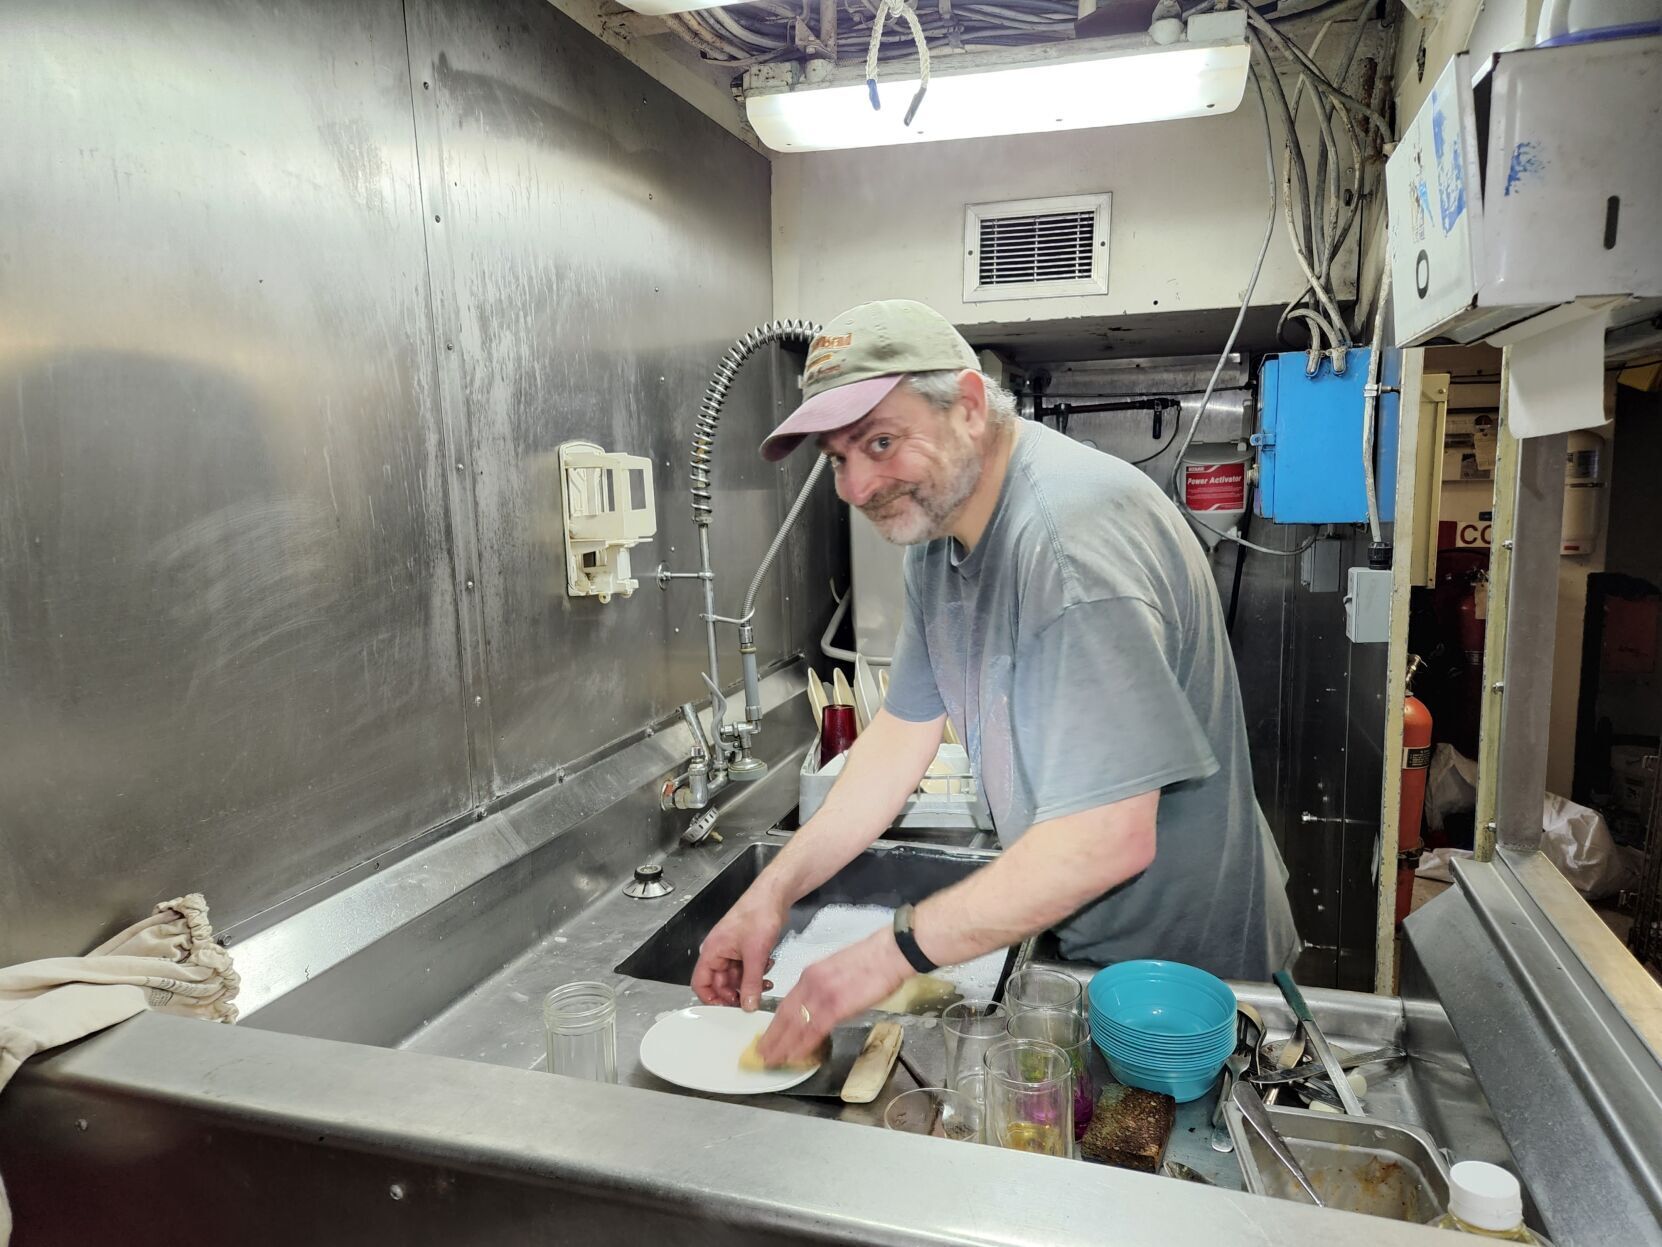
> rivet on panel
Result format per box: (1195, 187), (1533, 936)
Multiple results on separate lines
(390, 1184), (406, 1201)
(473, 695), (482, 706)
(75, 1119), (88, 1132)
(466, 579), (475, 590)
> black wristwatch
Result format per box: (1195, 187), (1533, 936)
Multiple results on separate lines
(892, 903), (938, 974)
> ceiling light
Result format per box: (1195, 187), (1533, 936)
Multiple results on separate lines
(743, 28), (1250, 153)
(617, 0), (742, 14)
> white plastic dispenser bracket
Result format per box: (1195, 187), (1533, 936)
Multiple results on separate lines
(558, 441), (657, 603)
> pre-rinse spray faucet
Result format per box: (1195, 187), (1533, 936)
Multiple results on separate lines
(657, 319), (825, 826)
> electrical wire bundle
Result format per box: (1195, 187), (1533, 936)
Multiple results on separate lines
(1232, 0), (1394, 367)
(1167, 0), (1395, 559)
(656, 0), (1077, 70)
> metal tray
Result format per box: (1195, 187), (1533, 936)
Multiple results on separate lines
(1224, 1102), (1452, 1223)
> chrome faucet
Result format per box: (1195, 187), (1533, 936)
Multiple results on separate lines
(662, 679), (733, 813)
(657, 319), (823, 823)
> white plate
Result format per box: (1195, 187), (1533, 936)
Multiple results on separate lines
(806, 668), (830, 728)
(831, 667), (855, 708)
(637, 1006), (820, 1096)
(853, 654), (882, 732)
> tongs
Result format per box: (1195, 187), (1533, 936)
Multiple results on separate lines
(1246, 1045), (1403, 1088)
(1232, 1082), (1325, 1206)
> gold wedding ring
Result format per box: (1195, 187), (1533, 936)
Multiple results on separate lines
(800, 1005), (812, 1025)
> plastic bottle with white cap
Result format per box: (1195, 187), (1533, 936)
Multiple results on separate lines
(1430, 1162), (1552, 1243)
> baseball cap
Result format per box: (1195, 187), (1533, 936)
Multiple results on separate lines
(759, 299), (978, 461)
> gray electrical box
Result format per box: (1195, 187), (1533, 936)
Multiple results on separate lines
(1345, 567), (1393, 644)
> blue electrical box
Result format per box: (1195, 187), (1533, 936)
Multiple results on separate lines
(1254, 348), (1400, 525)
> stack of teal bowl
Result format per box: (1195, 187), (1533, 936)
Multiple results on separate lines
(1087, 959), (1237, 1103)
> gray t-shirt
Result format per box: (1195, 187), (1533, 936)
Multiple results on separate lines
(884, 420), (1296, 980)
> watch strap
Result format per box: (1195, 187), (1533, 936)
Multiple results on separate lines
(892, 903), (938, 974)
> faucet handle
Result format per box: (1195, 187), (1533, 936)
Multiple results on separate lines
(700, 673), (730, 743)
(679, 701), (712, 759)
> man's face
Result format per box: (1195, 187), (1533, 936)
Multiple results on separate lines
(818, 378), (985, 545)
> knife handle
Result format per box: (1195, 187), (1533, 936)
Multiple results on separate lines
(1272, 971), (1313, 1025)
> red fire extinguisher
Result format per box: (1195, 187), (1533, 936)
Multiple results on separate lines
(1397, 655), (1433, 926)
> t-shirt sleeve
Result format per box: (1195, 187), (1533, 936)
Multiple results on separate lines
(1015, 596), (1218, 823)
(880, 560), (946, 724)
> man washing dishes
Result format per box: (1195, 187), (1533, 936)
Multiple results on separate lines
(692, 299), (1296, 1067)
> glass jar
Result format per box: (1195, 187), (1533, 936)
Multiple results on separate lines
(543, 981), (618, 1083)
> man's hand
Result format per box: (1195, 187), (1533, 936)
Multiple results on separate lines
(688, 708), (943, 1014)
(691, 885), (787, 1011)
(755, 928), (913, 1067)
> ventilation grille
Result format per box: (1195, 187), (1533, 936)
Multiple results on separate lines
(978, 210), (1096, 286)
(963, 194), (1109, 303)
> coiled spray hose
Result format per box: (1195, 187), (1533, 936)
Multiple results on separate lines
(685, 318), (823, 741)
(689, 318), (820, 525)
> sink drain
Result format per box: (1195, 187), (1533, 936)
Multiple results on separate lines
(623, 863), (674, 900)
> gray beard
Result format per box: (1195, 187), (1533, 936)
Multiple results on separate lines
(864, 443), (984, 546)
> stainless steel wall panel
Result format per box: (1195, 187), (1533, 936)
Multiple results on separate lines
(407, 0), (786, 795)
(0, 0), (470, 960)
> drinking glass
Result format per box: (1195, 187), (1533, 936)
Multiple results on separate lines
(819, 705), (857, 767)
(941, 999), (1010, 1088)
(953, 1065), (990, 1112)
(1004, 967), (1083, 1017)
(883, 1087), (984, 1143)
(543, 981), (618, 1083)
(1008, 1008), (1096, 1140)
(984, 1039), (1073, 1158)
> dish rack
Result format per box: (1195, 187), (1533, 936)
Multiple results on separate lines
(799, 743), (994, 831)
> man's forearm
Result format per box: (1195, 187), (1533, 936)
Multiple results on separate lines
(911, 791), (1160, 968)
(755, 707), (944, 905)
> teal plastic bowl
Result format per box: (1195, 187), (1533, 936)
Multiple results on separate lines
(1104, 1055), (1222, 1103)
(1091, 1022), (1234, 1065)
(1088, 960), (1236, 1039)
(1088, 960), (1237, 1102)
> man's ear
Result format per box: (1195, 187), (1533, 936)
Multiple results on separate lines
(956, 369), (990, 437)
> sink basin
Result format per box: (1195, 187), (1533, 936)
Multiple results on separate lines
(615, 841), (998, 986)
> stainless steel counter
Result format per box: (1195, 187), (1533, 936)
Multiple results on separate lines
(1, 679), (1643, 1245)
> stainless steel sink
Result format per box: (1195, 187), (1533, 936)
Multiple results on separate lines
(615, 840), (999, 986)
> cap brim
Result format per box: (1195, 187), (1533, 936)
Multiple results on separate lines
(759, 374), (904, 462)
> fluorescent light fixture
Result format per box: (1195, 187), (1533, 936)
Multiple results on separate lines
(617, 0), (741, 14)
(743, 33), (1250, 153)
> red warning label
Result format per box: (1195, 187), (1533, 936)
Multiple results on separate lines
(1183, 462), (1248, 511)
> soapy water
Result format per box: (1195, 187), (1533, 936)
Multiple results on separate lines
(767, 903), (1006, 1003)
